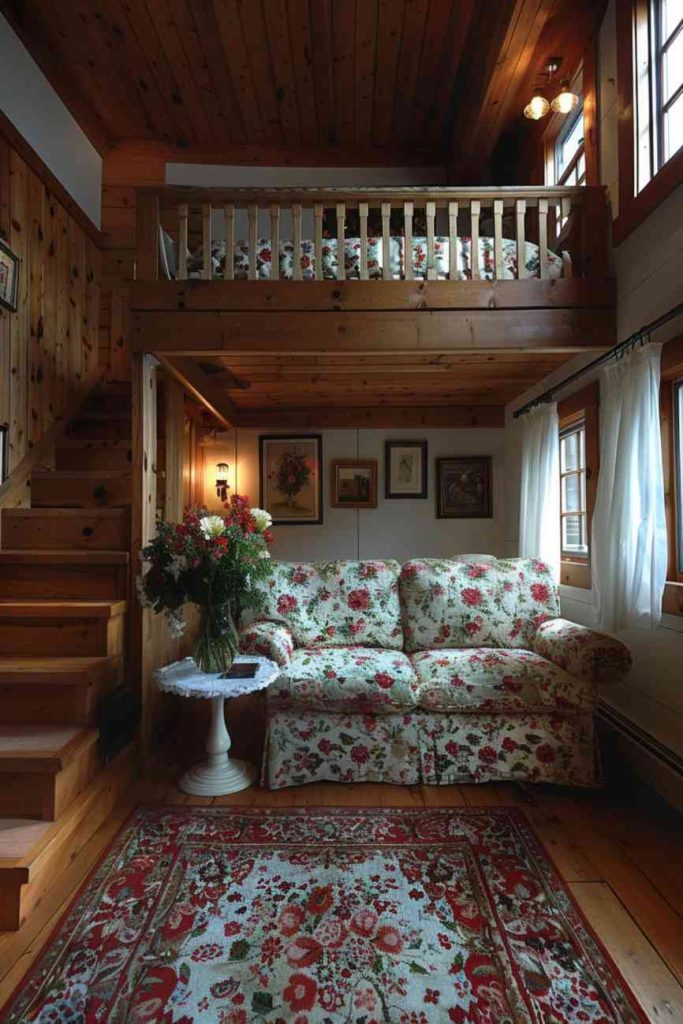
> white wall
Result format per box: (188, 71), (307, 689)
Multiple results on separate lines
(0, 13), (102, 226)
(201, 426), (507, 563)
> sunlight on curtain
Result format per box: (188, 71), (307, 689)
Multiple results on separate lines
(592, 344), (667, 631)
(518, 403), (561, 579)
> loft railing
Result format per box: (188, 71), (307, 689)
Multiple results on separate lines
(135, 185), (608, 284)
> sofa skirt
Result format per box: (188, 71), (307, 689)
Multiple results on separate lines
(263, 708), (598, 789)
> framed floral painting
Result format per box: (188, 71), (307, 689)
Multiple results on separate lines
(259, 434), (323, 525)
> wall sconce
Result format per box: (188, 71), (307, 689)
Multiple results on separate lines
(216, 462), (230, 502)
(551, 79), (579, 114)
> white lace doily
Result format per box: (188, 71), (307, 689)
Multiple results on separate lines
(155, 655), (281, 699)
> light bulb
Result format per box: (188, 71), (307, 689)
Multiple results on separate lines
(551, 80), (579, 114)
(523, 93), (550, 120)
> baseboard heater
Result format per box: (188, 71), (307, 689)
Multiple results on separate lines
(598, 699), (683, 779)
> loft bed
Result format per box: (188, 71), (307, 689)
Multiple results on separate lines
(130, 186), (616, 429)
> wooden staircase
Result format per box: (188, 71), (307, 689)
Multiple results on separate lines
(0, 380), (139, 931)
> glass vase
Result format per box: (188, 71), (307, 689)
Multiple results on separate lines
(193, 603), (239, 675)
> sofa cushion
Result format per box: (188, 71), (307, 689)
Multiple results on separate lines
(400, 558), (502, 651)
(410, 648), (593, 713)
(268, 646), (418, 714)
(258, 560), (404, 649)
(400, 557), (559, 652)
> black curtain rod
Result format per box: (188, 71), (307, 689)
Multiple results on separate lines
(513, 299), (683, 419)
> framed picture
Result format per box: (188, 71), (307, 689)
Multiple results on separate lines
(436, 456), (493, 519)
(259, 434), (323, 525)
(331, 459), (378, 509)
(385, 440), (428, 499)
(0, 238), (20, 313)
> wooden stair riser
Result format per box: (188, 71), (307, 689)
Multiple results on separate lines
(0, 743), (138, 930)
(55, 442), (133, 471)
(0, 615), (125, 657)
(79, 392), (132, 415)
(0, 658), (122, 725)
(66, 417), (132, 440)
(31, 474), (132, 509)
(2, 510), (129, 551)
(0, 743), (99, 821)
(0, 563), (128, 599)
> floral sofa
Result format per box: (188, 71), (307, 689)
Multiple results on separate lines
(239, 558), (632, 790)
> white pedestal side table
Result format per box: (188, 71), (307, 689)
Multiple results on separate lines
(155, 655), (280, 796)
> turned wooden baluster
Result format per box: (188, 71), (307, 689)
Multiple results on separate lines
(470, 199), (481, 280)
(516, 198), (526, 280)
(178, 202), (188, 280)
(448, 201), (458, 281)
(382, 202), (392, 281)
(247, 203), (258, 280)
(201, 203), (212, 280)
(223, 203), (234, 281)
(270, 203), (280, 280)
(314, 203), (323, 280)
(359, 202), (369, 280)
(336, 202), (346, 281)
(538, 198), (549, 279)
(292, 203), (303, 281)
(403, 201), (414, 280)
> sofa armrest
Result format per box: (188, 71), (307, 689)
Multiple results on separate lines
(239, 621), (294, 668)
(531, 618), (632, 686)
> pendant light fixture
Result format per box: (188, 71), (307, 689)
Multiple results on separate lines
(551, 78), (579, 114)
(523, 91), (551, 120)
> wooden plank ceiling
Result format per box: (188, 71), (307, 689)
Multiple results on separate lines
(0, 0), (604, 177)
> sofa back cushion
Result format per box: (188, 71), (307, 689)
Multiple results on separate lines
(258, 560), (404, 649)
(399, 557), (559, 652)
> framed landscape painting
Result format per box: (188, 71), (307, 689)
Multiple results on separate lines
(259, 435), (323, 525)
(385, 440), (428, 499)
(436, 456), (493, 518)
(331, 459), (377, 508)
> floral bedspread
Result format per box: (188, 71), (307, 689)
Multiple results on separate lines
(187, 235), (565, 281)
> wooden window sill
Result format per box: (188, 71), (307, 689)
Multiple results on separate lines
(560, 560), (591, 589)
(613, 147), (683, 246)
(662, 581), (683, 616)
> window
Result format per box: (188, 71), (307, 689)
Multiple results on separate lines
(616, 0), (683, 241)
(560, 420), (589, 557)
(674, 378), (683, 575)
(555, 106), (586, 186)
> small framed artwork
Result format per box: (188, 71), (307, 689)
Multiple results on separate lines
(259, 434), (323, 525)
(0, 238), (20, 313)
(436, 456), (493, 519)
(385, 440), (428, 499)
(331, 459), (378, 509)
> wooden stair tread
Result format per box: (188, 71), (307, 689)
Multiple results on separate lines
(3, 507), (126, 519)
(0, 656), (120, 683)
(0, 725), (98, 771)
(0, 550), (129, 564)
(0, 819), (51, 863)
(0, 600), (127, 618)
(30, 470), (131, 479)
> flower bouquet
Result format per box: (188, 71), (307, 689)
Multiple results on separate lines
(138, 496), (274, 674)
(274, 448), (311, 507)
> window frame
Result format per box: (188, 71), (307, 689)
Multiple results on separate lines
(557, 383), (600, 589)
(615, 0), (683, 244)
(660, 335), (683, 614)
(555, 104), (587, 187)
(559, 418), (589, 558)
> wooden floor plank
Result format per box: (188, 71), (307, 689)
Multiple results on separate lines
(571, 881), (683, 1021)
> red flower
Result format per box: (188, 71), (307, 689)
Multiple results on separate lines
(318, 738), (332, 755)
(283, 973), (317, 1012)
(465, 618), (483, 635)
(278, 904), (304, 936)
(277, 594), (298, 615)
(286, 935), (324, 968)
(350, 909), (378, 937)
(350, 744), (369, 764)
(536, 743), (556, 763)
(307, 885), (333, 915)
(374, 925), (404, 954)
(374, 672), (394, 690)
(461, 587), (482, 607)
(502, 737), (518, 753)
(445, 740), (459, 757)
(478, 745), (497, 763)
(348, 588), (371, 611)
(531, 582), (550, 603)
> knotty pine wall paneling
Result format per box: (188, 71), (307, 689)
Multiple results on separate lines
(0, 134), (101, 475)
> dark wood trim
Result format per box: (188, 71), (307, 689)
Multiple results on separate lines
(130, 278), (617, 314)
(155, 355), (236, 429)
(582, 40), (600, 188)
(237, 406), (505, 429)
(130, 308), (615, 355)
(614, 0), (683, 244)
(660, 334), (683, 592)
(0, 110), (103, 244)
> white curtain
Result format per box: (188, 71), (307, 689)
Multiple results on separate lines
(518, 402), (561, 579)
(592, 343), (667, 631)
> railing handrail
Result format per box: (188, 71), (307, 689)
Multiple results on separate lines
(139, 184), (601, 207)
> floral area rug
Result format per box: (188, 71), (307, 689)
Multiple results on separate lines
(3, 807), (646, 1024)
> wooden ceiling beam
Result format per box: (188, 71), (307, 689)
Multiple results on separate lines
(155, 355), (238, 429)
(235, 406), (506, 429)
(131, 308), (614, 355)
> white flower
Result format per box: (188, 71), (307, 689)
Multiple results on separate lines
(258, 548), (271, 559)
(251, 507), (273, 533)
(166, 610), (187, 638)
(168, 554), (188, 580)
(199, 514), (226, 539)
